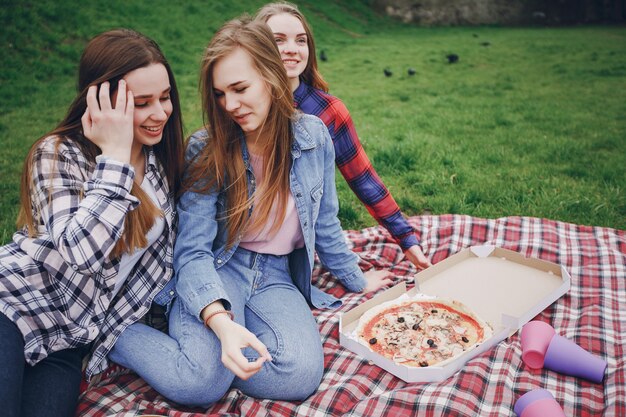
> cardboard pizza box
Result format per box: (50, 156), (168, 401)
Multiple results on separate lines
(339, 245), (571, 383)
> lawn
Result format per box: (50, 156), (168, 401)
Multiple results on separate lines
(1, 0), (625, 245)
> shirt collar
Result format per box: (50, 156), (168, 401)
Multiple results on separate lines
(291, 114), (317, 153)
(145, 146), (158, 172)
(293, 79), (308, 107)
(238, 132), (253, 169)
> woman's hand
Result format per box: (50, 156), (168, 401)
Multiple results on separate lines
(362, 269), (394, 293)
(81, 80), (134, 163)
(404, 245), (432, 270)
(207, 312), (272, 380)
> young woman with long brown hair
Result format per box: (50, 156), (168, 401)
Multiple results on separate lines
(0, 29), (184, 416)
(255, 2), (432, 270)
(108, 16), (392, 407)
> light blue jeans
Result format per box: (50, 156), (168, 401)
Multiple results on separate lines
(109, 247), (324, 407)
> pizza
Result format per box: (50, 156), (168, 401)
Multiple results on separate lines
(356, 297), (492, 367)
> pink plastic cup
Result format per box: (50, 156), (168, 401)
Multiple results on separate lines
(544, 334), (608, 383)
(520, 321), (556, 369)
(514, 389), (566, 417)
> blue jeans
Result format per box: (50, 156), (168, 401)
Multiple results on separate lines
(0, 312), (86, 417)
(110, 247), (324, 407)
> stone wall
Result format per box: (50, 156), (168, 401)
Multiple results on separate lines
(372, 0), (626, 25)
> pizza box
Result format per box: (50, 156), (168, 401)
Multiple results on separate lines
(339, 245), (571, 383)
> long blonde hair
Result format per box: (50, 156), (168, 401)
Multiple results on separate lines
(17, 29), (184, 258)
(255, 2), (329, 92)
(183, 16), (295, 248)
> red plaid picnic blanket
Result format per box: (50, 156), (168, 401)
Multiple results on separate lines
(76, 215), (626, 416)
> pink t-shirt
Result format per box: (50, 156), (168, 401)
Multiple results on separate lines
(239, 152), (305, 255)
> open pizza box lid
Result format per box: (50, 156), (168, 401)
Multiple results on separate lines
(339, 245), (571, 383)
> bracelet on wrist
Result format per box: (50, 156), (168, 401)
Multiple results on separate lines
(203, 309), (234, 328)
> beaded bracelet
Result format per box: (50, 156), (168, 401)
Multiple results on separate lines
(203, 309), (234, 328)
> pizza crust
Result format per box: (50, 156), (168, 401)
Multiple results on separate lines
(355, 295), (493, 368)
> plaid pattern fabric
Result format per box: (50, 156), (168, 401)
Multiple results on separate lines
(294, 82), (419, 250)
(0, 136), (176, 379)
(76, 214), (625, 416)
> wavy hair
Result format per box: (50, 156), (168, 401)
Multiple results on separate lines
(17, 29), (184, 258)
(184, 16), (295, 248)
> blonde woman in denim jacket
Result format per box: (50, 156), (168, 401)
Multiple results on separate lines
(109, 17), (392, 407)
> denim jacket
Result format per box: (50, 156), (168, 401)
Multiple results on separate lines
(174, 113), (366, 319)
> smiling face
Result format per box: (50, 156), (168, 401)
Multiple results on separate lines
(212, 47), (272, 142)
(123, 63), (172, 150)
(265, 13), (309, 92)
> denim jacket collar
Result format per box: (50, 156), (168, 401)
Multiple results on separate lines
(238, 116), (318, 162)
(239, 134), (252, 170)
(291, 115), (317, 158)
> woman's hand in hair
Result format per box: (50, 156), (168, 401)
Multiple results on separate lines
(208, 312), (273, 380)
(81, 80), (134, 164)
(362, 269), (394, 294)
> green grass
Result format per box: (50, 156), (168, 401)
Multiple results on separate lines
(330, 25), (626, 230)
(1, 1), (625, 244)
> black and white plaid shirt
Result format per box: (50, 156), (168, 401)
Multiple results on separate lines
(0, 136), (175, 378)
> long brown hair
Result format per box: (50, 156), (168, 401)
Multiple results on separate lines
(184, 16), (295, 248)
(17, 29), (184, 258)
(255, 2), (329, 92)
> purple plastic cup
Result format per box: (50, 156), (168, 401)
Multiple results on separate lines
(514, 389), (566, 417)
(544, 334), (607, 383)
(520, 320), (556, 369)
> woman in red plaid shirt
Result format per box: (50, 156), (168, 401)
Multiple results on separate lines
(256, 2), (432, 270)
(0, 29), (184, 416)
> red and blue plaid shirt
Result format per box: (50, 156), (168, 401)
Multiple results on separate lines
(294, 81), (419, 249)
